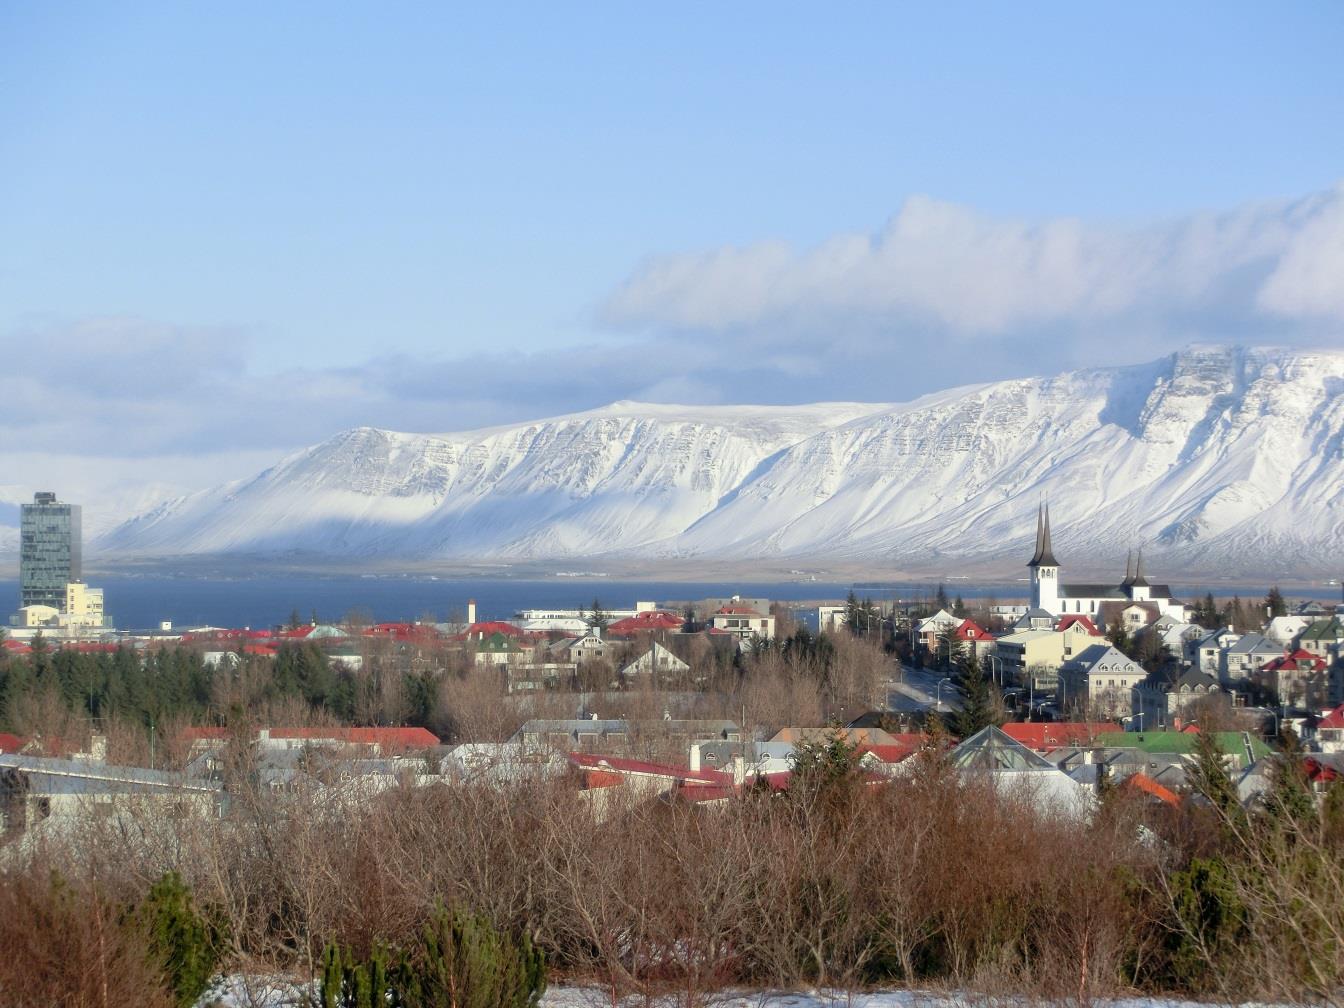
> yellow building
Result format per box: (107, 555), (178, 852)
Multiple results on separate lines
(62, 581), (105, 629)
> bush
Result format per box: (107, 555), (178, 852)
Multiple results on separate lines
(129, 871), (223, 1008)
(320, 905), (546, 1008)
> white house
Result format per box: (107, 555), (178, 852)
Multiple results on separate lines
(1058, 644), (1146, 720)
(619, 641), (690, 680)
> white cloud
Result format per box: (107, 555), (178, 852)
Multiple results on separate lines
(601, 185), (1344, 336)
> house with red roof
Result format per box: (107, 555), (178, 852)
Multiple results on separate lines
(1257, 648), (1329, 711)
(459, 620), (526, 642)
(1317, 704), (1344, 754)
(1001, 722), (1116, 752)
(606, 610), (685, 637)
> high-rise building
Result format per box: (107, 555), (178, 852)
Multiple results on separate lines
(20, 492), (82, 610)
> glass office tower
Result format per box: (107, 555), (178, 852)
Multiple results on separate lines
(20, 492), (82, 610)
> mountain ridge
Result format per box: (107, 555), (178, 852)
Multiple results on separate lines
(96, 346), (1344, 578)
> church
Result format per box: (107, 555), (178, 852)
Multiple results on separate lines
(1027, 505), (1186, 623)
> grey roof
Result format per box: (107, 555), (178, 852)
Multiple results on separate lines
(1058, 584), (1126, 600)
(1227, 633), (1280, 656)
(0, 755), (220, 796)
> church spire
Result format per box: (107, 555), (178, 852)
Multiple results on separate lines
(1132, 547), (1149, 587)
(1027, 503), (1059, 568)
(1122, 550), (1135, 587)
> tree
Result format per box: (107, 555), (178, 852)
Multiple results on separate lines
(1188, 730), (1244, 830)
(935, 584), (950, 612)
(934, 625), (965, 671)
(129, 872), (222, 1008)
(1264, 586), (1287, 620)
(1105, 615), (1130, 653)
(951, 649), (1002, 738)
(1261, 727), (1315, 839)
(952, 595), (966, 618)
(584, 599), (610, 633)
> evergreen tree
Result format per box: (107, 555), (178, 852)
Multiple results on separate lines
(1187, 731), (1245, 832)
(129, 871), (222, 1008)
(935, 625), (965, 671)
(1264, 586), (1287, 619)
(935, 584), (950, 612)
(584, 599), (609, 632)
(1105, 615), (1131, 654)
(1261, 727), (1315, 839)
(951, 649), (1002, 738)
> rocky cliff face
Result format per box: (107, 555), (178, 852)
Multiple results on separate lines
(98, 347), (1344, 576)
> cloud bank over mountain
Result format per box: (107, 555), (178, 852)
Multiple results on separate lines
(1, 185), (1341, 547)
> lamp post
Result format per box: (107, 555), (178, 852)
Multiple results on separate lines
(935, 677), (953, 712)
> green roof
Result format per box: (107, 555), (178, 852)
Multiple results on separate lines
(1096, 731), (1270, 761)
(1300, 617), (1343, 641)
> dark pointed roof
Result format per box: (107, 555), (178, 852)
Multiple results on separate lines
(1131, 548), (1149, 588)
(1121, 550), (1135, 588)
(1027, 504), (1059, 568)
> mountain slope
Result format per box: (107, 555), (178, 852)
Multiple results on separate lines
(98, 347), (1344, 576)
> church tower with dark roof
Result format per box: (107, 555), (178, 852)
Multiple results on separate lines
(1027, 504), (1060, 613)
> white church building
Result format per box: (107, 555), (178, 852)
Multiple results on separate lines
(1027, 506), (1186, 624)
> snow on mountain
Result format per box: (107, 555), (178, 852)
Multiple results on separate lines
(97, 347), (1344, 576)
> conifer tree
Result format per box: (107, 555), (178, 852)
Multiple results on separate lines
(1264, 586), (1287, 619)
(951, 649), (1002, 738)
(129, 872), (221, 1008)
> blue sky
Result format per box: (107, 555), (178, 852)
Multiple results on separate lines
(1, 2), (1342, 509)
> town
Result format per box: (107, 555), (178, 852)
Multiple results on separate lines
(3, 491), (1344, 1002)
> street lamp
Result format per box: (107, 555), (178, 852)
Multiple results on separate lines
(935, 677), (953, 712)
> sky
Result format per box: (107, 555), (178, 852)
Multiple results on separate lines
(1, 2), (1342, 525)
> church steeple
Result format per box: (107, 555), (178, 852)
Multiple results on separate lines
(1132, 548), (1149, 588)
(1027, 504), (1059, 568)
(1122, 550), (1135, 587)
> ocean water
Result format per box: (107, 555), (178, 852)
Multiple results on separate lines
(0, 576), (1327, 633)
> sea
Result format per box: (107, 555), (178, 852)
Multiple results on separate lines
(0, 575), (1331, 634)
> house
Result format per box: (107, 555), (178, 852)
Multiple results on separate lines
(999, 722), (1114, 752)
(945, 618), (993, 661)
(709, 604), (775, 643)
(915, 609), (964, 651)
(950, 725), (1094, 820)
(618, 641), (690, 681)
(554, 632), (612, 665)
(1025, 507), (1186, 621)
(1191, 627), (1240, 675)
(473, 631), (530, 668)
(1318, 704), (1344, 754)
(605, 611), (685, 637)
(1094, 601), (1162, 635)
(1256, 649), (1329, 711)
(0, 753), (221, 843)
(440, 743), (568, 784)
(1010, 608), (1055, 632)
(1094, 730), (1269, 773)
(1221, 633), (1284, 687)
(1265, 615), (1310, 647)
(1297, 617), (1344, 661)
(994, 629), (1067, 691)
(1058, 644), (1146, 720)
(1135, 668), (1223, 729)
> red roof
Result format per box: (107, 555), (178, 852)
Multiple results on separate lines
(1056, 615), (1101, 635)
(1122, 771), (1180, 807)
(244, 644), (278, 656)
(954, 619), (987, 641)
(606, 611), (685, 636)
(714, 605), (763, 616)
(2, 639), (32, 655)
(1260, 649), (1327, 673)
(59, 642), (121, 653)
(856, 734), (927, 764)
(461, 621), (525, 640)
(0, 733), (27, 754)
(1306, 757), (1340, 785)
(1320, 704), (1344, 730)
(1001, 722), (1115, 751)
(567, 751), (731, 785)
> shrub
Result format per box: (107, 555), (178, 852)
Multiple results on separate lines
(320, 905), (546, 1008)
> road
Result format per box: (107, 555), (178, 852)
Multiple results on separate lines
(885, 662), (963, 714)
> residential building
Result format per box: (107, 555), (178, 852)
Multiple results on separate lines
(994, 629), (1067, 690)
(1256, 649), (1329, 711)
(19, 492), (82, 611)
(709, 603), (775, 642)
(1221, 633), (1284, 687)
(618, 641), (690, 681)
(1298, 617), (1344, 661)
(1135, 669), (1223, 729)
(1058, 644), (1146, 720)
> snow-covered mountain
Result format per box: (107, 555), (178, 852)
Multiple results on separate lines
(97, 347), (1344, 577)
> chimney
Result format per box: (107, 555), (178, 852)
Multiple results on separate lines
(467, 600), (477, 626)
(731, 754), (746, 787)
